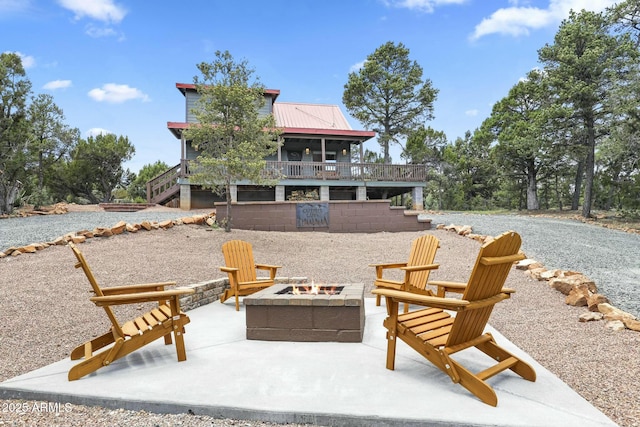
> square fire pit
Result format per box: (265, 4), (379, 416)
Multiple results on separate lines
(244, 282), (365, 342)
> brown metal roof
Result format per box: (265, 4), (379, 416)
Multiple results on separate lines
(273, 103), (351, 130)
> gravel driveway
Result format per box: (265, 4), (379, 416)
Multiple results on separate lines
(428, 212), (640, 318)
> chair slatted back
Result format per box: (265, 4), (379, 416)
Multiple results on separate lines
(406, 235), (440, 291)
(222, 240), (258, 284)
(69, 243), (124, 338)
(446, 231), (522, 347)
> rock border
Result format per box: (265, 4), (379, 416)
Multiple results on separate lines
(0, 206), (217, 258)
(436, 223), (640, 333)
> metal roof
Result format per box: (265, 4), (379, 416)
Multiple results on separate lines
(273, 102), (352, 130)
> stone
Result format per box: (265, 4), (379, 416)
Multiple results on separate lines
(126, 223), (138, 233)
(539, 269), (562, 280)
(586, 294), (610, 312)
(53, 236), (67, 245)
(458, 225), (473, 236)
(565, 284), (592, 306)
(549, 274), (597, 296)
(605, 320), (626, 332)
(598, 303), (637, 322)
(77, 229), (94, 238)
(579, 312), (603, 322)
(623, 318), (640, 332)
(526, 267), (547, 280)
(93, 227), (113, 237)
(110, 221), (127, 235)
(181, 216), (195, 224)
(159, 219), (173, 229)
(70, 235), (86, 244)
(516, 259), (540, 270)
(140, 220), (152, 231)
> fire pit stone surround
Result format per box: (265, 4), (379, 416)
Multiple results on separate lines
(244, 282), (365, 342)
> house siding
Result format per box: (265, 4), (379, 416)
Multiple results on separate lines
(186, 90), (273, 123)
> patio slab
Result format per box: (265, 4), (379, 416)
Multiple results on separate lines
(0, 299), (618, 427)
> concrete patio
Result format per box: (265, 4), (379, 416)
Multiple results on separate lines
(0, 298), (618, 427)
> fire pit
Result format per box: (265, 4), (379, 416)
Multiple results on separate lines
(244, 282), (365, 342)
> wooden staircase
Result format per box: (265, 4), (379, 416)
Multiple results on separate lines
(147, 164), (181, 205)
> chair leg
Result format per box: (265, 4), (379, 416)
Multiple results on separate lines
(70, 331), (115, 360)
(450, 358), (499, 407)
(476, 336), (537, 382)
(376, 294), (381, 306)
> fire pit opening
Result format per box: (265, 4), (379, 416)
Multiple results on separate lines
(276, 284), (345, 295)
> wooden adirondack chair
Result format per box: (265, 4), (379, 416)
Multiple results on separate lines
(370, 234), (440, 313)
(68, 242), (194, 381)
(372, 231), (536, 406)
(219, 240), (281, 311)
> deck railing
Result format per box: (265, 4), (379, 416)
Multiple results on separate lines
(263, 161), (426, 182)
(147, 160), (425, 203)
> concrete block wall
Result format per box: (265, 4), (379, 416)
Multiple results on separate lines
(179, 276), (307, 311)
(215, 200), (431, 233)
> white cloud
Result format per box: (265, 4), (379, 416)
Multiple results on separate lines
(43, 79), (72, 90)
(57, 0), (126, 23)
(465, 109), (478, 117)
(86, 128), (111, 137)
(471, 0), (619, 40)
(349, 60), (366, 73)
(383, 0), (468, 13)
(88, 83), (150, 103)
(5, 51), (36, 68)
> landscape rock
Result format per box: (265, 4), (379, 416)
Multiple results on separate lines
(516, 259), (540, 270)
(587, 293), (610, 312)
(598, 303), (637, 322)
(623, 318), (640, 332)
(525, 267), (547, 280)
(110, 221), (127, 235)
(579, 312), (604, 322)
(605, 320), (626, 331)
(565, 284), (592, 306)
(548, 274), (597, 296)
(159, 219), (174, 229)
(539, 269), (562, 280)
(93, 227), (113, 237)
(140, 220), (152, 231)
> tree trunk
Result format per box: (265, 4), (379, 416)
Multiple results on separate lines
(582, 118), (596, 218)
(553, 172), (563, 211)
(526, 160), (539, 210)
(571, 160), (584, 211)
(224, 179), (232, 232)
(0, 181), (22, 215)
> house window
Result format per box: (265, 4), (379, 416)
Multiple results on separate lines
(313, 151), (336, 171)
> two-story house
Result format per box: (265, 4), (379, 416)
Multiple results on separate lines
(147, 83), (426, 210)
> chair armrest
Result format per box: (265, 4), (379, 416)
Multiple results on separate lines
(220, 266), (239, 273)
(255, 264), (281, 270)
(428, 280), (467, 296)
(368, 262), (407, 269)
(90, 288), (195, 307)
(101, 281), (176, 296)
(400, 263), (439, 272)
(372, 288), (469, 311)
(256, 264), (280, 280)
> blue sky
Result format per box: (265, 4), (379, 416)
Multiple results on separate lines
(1, 0), (620, 174)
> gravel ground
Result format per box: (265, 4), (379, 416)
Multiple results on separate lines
(427, 212), (640, 318)
(0, 208), (639, 426)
